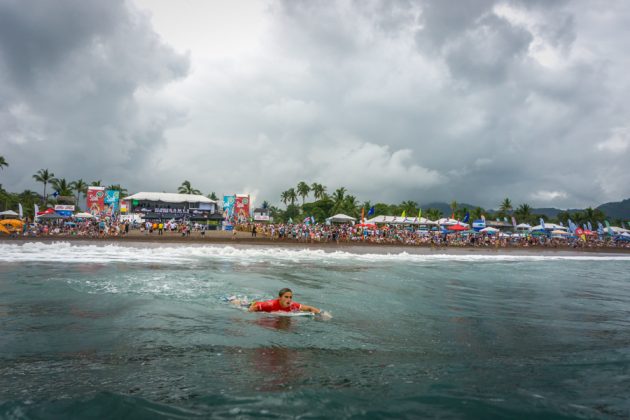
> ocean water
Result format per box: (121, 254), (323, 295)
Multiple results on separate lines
(1, 241), (630, 419)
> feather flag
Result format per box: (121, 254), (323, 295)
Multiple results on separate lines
(34, 204), (39, 218)
(401, 210), (406, 218)
(18, 203), (23, 219)
(311, 216), (315, 224)
(587, 221), (593, 231)
(418, 208), (422, 219)
(511, 216), (517, 228)
(463, 211), (470, 223)
(605, 220), (613, 235)
(540, 218), (545, 230)
(361, 207), (365, 224)
(367, 206), (375, 217)
(481, 214), (485, 222)
(597, 222), (604, 235)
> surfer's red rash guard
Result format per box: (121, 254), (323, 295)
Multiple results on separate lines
(255, 299), (301, 312)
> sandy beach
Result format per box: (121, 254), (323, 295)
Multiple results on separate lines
(3, 229), (629, 255)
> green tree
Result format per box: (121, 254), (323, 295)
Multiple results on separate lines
(342, 195), (360, 217)
(0, 156), (8, 170)
(32, 169), (56, 206)
(311, 183), (327, 200)
(499, 198), (513, 216)
(426, 208), (443, 221)
(90, 180), (102, 186)
(178, 180), (201, 195)
(70, 179), (88, 208)
(50, 178), (74, 201)
(296, 181), (311, 206)
(207, 192), (218, 201)
(261, 200), (270, 209)
(106, 184), (128, 196)
(399, 200), (418, 215)
(471, 206), (484, 221)
(515, 203), (532, 224)
(286, 188), (297, 206)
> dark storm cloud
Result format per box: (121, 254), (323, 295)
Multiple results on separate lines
(0, 0), (188, 191)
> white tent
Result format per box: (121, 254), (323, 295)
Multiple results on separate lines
(366, 215), (437, 225)
(326, 214), (356, 223)
(609, 226), (630, 234)
(123, 192), (217, 204)
(480, 227), (499, 233)
(0, 210), (19, 216)
(515, 223), (531, 230)
(74, 212), (95, 218)
(437, 218), (469, 227)
(531, 223), (567, 231)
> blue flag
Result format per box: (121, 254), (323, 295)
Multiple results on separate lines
(367, 206), (375, 217)
(597, 222), (604, 235)
(540, 218), (545, 230)
(587, 221), (592, 231)
(311, 216), (315, 224)
(463, 212), (470, 223)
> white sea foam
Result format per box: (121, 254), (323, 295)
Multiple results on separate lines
(1, 242), (629, 265)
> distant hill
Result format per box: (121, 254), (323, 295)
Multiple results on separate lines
(597, 198), (630, 220)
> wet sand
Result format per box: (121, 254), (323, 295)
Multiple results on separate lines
(2, 229), (629, 255)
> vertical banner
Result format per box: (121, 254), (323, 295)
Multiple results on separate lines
(87, 187), (106, 215)
(104, 190), (120, 215)
(223, 195), (235, 221)
(235, 195), (250, 222)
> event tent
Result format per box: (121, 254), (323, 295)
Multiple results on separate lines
(480, 227), (499, 233)
(74, 212), (95, 218)
(326, 214), (356, 223)
(123, 192), (217, 204)
(365, 215), (437, 225)
(531, 223), (567, 231)
(0, 210), (19, 217)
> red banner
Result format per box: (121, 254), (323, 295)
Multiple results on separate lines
(234, 195), (250, 221)
(87, 187), (106, 215)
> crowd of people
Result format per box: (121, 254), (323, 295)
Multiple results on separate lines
(4, 217), (629, 249)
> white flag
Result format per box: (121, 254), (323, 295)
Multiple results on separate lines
(18, 203), (23, 218)
(34, 204), (40, 218)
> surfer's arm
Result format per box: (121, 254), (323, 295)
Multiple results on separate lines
(299, 304), (321, 314)
(248, 302), (260, 312)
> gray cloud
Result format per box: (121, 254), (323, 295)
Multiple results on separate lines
(1, 0), (629, 211)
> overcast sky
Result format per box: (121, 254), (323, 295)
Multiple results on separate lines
(1, 0), (629, 209)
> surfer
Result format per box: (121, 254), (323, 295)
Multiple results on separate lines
(248, 288), (321, 314)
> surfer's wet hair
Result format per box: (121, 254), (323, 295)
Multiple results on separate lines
(278, 288), (293, 297)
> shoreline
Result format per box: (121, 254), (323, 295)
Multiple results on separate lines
(2, 231), (630, 255)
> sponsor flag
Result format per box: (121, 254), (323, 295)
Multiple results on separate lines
(418, 208), (422, 220)
(463, 211), (470, 223)
(622, 220), (627, 229)
(401, 210), (406, 218)
(34, 204), (39, 218)
(311, 216), (315, 224)
(503, 217), (508, 223)
(540, 218), (545, 230)
(605, 220), (613, 235)
(597, 222), (604, 235)
(18, 203), (23, 219)
(481, 214), (486, 222)
(587, 221), (593, 231)
(361, 208), (365, 224)
(367, 206), (375, 217)
(511, 216), (517, 228)
(582, 224), (587, 231)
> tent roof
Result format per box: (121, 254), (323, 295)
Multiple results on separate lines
(326, 213), (356, 222)
(0, 210), (19, 216)
(515, 223), (531, 229)
(531, 223), (566, 231)
(123, 192), (217, 204)
(366, 215), (437, 225)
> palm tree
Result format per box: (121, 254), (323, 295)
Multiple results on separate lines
(178, 180), (201, 195)
(207, 192), (218, 201)
(33, 169), (56, 205)
(261, 200), (270, 209)
(515, 203), (532, 222)
(70, 179), (88, 208)
(331, 187), (346, 205)
(499, 198), (513, 215)
(0, 156), (8, 170)
(343, 195), (359, 217)
(311, 183), (327, 200)
(90, 180), (102, 186)
(471, 206), (484, 220)
(281, 190), (290, 208)
(400, 200), (418, 215)
(286, 188), (297, 206)
(296, 181), (310, 206)
(50, 178), (74, 198)
(426, 208), (442, 221)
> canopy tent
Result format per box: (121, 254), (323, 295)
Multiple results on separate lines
(123, 192), (217, 204)
(0, 210), (19, 217)
(326, 214), (356, 223)
(615, 232), (630, 241)
(436, 218), (462, 226)
(551, 229), (569, 235)
(515, 223), (531, 230)
(531, 223), (567, 231)
(609, 226), (630, 234)
(366, 215), (437, 225)
(74, 212), (95, 218)
(480, 227), (499, 233)
(447, 223), (468, 231)
(36, 213), (68, 220)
